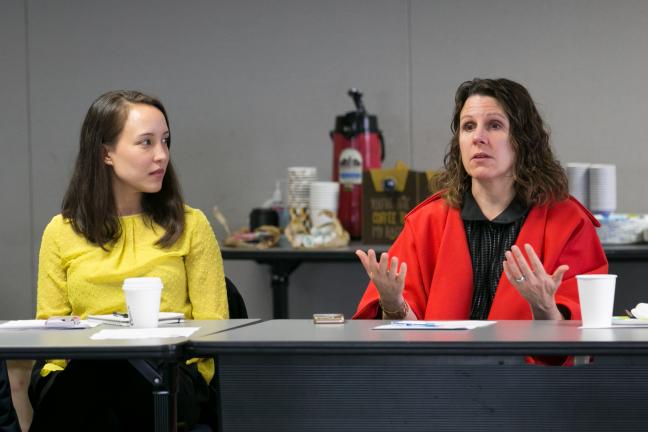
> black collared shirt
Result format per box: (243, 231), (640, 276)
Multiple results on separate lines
(462, 191), (528, 320)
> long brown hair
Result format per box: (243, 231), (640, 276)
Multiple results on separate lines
(434, 78), (568, 208)
(62, 90), (185, 248)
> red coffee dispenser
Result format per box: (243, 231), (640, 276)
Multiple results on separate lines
(331, 89), (384, 238)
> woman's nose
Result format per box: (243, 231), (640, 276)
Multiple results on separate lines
(472, 125), (487, 144)
(154, 142), (169, 162)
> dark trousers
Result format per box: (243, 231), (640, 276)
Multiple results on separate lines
(29, 360), (212, 432)
(0, 361), (20, 432)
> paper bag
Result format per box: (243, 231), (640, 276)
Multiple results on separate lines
(362, 161), (435, 244)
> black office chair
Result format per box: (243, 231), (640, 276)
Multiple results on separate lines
(225, 276), (248, 319)
(192, 277), (247, 432)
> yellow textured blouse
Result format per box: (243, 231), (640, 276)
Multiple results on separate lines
(36, 205), (228, 383)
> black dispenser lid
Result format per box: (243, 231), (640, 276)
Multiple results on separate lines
(333, 88), (380, 136)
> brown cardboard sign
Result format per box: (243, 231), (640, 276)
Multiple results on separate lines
(362, 162), (434, 244)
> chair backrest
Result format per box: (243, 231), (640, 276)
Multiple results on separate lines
(225, 277), (248, 319)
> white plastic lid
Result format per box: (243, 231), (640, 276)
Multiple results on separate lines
(122, 277), (163, 289)
(575, 274), (617, 280)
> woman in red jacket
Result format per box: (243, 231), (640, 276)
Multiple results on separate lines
(355, 78), (607, 322)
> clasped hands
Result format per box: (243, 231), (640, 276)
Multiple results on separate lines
(356, 243), (569, 320)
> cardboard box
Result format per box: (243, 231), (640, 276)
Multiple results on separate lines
(362, 161), (435, 244)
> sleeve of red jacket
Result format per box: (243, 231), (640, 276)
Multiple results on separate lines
(353, 220), (431, 319)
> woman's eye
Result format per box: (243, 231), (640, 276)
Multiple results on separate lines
(490, 121), (502, 130)
(462, 122), (475, 132)
(162, 136), (170, 146)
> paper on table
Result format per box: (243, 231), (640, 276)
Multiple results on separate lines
(577, 317), (648, 329)
(90, 327), (199, 340)
(610, 317), (648, 327)
(0, 320), (98, 330)
(373, 320), (496, 330)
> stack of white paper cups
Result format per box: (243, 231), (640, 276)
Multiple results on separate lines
(566, 163), (590, 208)
(309, 181), (339, 227)
(287, 167), (318, 209)
(588, 164), (616, 214)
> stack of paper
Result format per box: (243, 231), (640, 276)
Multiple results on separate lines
(612, 317), (648, 327)
(87, 312), (184, 326)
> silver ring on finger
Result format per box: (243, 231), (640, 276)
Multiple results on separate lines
(515, 275), (526, 283)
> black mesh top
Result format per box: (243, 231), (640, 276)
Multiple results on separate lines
(461, 191), (528, 320)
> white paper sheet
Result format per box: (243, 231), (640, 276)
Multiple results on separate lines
(373, 320), (496, 330)
(90, 327), (199, 340)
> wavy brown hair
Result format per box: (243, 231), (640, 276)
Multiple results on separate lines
(62, 90), (185, 248)
(434, 78), (568, 208)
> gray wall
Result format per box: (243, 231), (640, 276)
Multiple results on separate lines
(2, 0), (648, 319)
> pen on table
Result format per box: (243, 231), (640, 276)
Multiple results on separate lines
(391, 321), (439, 327)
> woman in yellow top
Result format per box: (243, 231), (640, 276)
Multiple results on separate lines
(29, 90), (228, 431)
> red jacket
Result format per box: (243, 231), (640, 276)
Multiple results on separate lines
(354, 192), (608, 320)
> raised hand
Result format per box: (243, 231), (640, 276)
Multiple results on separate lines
(356, 249), (407, 311)
(503, 243), (569, 320)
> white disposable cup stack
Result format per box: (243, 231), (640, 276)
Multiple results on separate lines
(287, 166), (318, 209)
(122, 277), (163, 328)
(577, 274), (617, 328)
(309, 181), (339, 226)
(566, 163), (590, 208)
(588, 164), (616, 214)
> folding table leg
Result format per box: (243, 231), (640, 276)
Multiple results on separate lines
(267, 260), (300, 319)
(129, 360), (178, 432)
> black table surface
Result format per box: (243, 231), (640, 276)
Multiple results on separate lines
(222, 242), (648, 261)
(189, 319), (648, 356)
(601, 243), (648, 259)
(221, 242), (387, 261)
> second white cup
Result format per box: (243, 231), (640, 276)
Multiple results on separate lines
(576, 274), (617, 328)
(122, 277), (163, 328)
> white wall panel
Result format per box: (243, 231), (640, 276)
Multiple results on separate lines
(0, 0), (32, 318)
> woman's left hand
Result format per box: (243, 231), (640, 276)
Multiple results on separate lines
(503, 243), (569, 320)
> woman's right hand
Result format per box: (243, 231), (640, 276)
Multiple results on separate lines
(355, 249), (407, 311)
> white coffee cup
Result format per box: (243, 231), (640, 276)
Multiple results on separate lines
(576, 274), (617, 328)
(122, 277), (163, 328)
